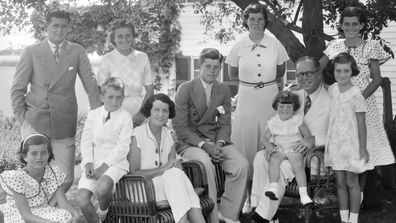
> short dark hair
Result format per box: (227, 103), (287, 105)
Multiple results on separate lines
(46, 10), (71, 24)
(338, 6), (367, 35)
(243, 3), (269, 30)
(199, 48), (223, 65)
(18, 134), (54, 166)
(272, 91), (300, 111)
(108, 19), (137, 47)
(295, 56), (321, 70)
(331, 52), (360, 77)
(101, 77), (125, 95)
(140, 93), (176, 119)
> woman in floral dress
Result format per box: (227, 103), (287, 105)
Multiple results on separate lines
(320, 6), (395, 200)
(0, 134), (81, 223)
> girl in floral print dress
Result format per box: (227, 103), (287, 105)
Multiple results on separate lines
(0, 134), (82, 223)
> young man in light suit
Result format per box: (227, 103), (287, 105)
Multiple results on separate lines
(249, 56), (331, 223)
(173, 48), (249, 223)
(10, 10), (102, 192)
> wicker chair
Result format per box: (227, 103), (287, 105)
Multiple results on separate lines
(105, 161), (215, 223)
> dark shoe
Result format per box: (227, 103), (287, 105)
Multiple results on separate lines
(264, 191), (279, 201)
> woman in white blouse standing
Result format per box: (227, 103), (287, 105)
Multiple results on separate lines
(97, 19), (154, 126)
(225, 3), (289, 212)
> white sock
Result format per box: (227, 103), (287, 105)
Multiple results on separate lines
(360, 192), (364, 204)
(349, 212), (359, 223)
(96, 207), (108, 220)
(299, 187), (308, 196)
(339, 209), (349, 222)
(270, 182), (279, 189)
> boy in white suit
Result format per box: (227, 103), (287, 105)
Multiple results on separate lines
(77, 77), (133, 223)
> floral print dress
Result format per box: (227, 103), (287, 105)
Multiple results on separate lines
(0, 165), (72, 223)
(325, 84), (374, 173)
(324, 39), (395, 166)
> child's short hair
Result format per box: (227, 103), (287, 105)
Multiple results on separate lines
(331, 52), (360, 77)
(18, 134), (54, 166)
(101, 77), (125, 95)
(272, 91), (300, 111)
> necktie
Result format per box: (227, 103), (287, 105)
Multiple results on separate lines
(251, 43), (266, 51)
(304, 95), (311, 115)
(104, 112), (111, 122)
(54, 44), (60, 64)
(204, 86), (211, 107)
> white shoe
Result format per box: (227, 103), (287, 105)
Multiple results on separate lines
(300, 194), (313, 205)
(218, 212), (241, 223)
(265, 187), (279, 201)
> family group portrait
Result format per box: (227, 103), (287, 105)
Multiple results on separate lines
(1, 0), (396, 222)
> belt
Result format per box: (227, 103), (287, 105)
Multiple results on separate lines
(239, 80), (276, 89)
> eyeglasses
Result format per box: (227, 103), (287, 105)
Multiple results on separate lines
(296, 69), (319, 80)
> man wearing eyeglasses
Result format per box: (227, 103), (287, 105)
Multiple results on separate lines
(249, 56), (330, 223)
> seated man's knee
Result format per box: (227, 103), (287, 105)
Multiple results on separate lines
(77, 189), (92, 207)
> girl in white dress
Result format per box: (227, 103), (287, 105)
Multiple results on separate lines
(325, 53), (373, 223)
(0, 134), (82, 223)
(128, 94), (204, 223)
(261, 91), (313, 206)
(97, 19), (154, 126)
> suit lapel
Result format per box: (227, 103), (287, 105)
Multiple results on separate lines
(39, 41), (57, 76)
(191, 78), (207, 119)
(49, 41), (73, 90)
(198, 81), (221, 125)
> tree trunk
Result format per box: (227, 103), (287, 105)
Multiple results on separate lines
(231, 0), (307, 62)
(302, 0), (326, 60)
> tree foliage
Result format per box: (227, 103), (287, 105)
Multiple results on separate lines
(194, 0), (396, 61)
(0, 0), (182, 73)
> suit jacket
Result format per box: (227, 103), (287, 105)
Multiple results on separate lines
(294, 84), (330, 146)
(80, 106), (133, 171)
(173, 78), (232, 153)
(10, 40), (101, 139)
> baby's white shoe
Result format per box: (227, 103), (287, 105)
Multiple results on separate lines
(300, 194), (313, 205)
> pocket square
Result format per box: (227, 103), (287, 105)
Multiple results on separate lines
(68, 67), (74, 71)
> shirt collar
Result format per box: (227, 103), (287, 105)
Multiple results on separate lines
(200, 78), (214, 89)
(47, 39), (64, 49)
(114, 48), (136, 61)
(245, 35), (268, 48)
(306, 84), (323, 101)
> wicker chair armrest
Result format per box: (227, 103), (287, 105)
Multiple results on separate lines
(111, 174), (157, 217)
(182, 160), (209, 195)
(305, 146), (325, 169)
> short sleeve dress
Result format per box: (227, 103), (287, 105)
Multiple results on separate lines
(325, 84), (374, 173)
(267, 113), (304, 154)
(132, 122), (200, 223)
(0, 165), (72, 223)
(226, 34), (289, 170)
(97, 49), (153, 116)
(324, 39), (395, 166)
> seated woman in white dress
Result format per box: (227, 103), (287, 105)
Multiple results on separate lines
(0, 134), (82, 223)
(128, 93), (205, 223)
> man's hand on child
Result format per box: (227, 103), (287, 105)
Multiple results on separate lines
(85, 163), (94, 179)
(93, 163), (109, 180)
